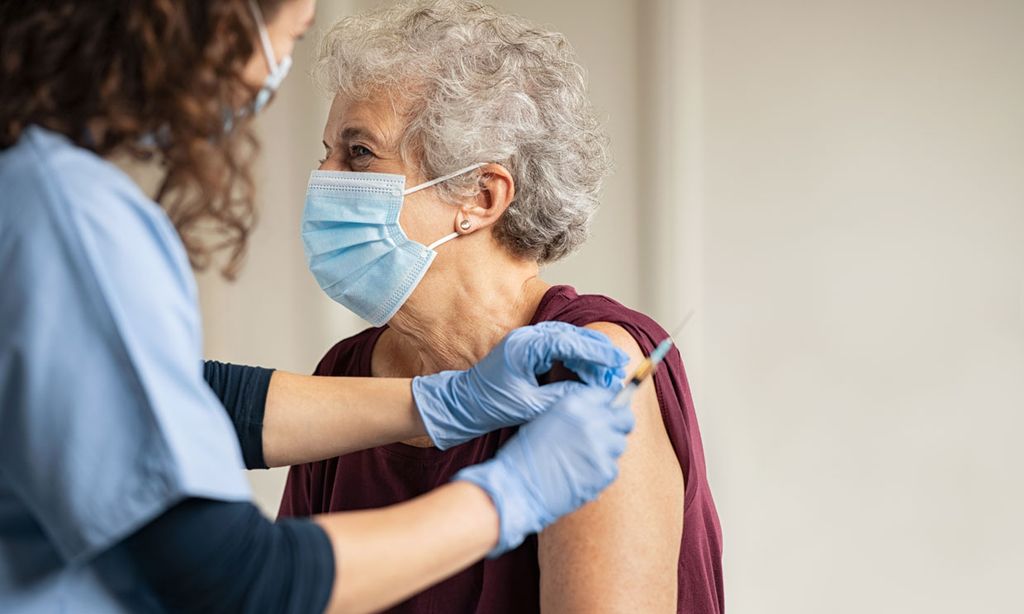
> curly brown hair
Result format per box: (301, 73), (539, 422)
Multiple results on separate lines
(0, 0), (287, 277)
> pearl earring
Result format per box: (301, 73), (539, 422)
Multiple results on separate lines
(459, 220), (472, 230)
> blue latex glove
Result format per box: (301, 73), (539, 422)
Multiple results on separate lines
(411, 322), (629, 450)
(454, 386), (635, 556)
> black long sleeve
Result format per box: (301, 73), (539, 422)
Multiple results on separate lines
(120, 498), (335, 614)
(203, 360), (275, 470)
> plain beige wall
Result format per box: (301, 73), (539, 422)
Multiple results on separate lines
(700, 2), (1024, 612)
(198, 0), (1024, 611)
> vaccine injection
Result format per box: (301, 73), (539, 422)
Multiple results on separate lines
(612, 311), (694, 407)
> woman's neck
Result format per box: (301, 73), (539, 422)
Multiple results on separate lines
(379, 254), (551, 377)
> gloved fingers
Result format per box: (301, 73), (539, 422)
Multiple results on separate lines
(590, 387), (636, 433)
(545, 379), (589, 394)
(605, 464), (621, 485)
(537, 327), (629, 380)
(549, 385), (634, 435)
(530, 380), (590, 408)
(607, 432), (629, 458)
(609, 402), (636, 434)
(561, 358), (626, 389)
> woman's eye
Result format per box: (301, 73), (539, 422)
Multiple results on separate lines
(350, 144), (374, 159)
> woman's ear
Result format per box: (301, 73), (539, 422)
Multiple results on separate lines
(455, 163), (515, 235)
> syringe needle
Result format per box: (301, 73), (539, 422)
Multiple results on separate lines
(612, 310), (697, 408)
(667, 310), (696, 341)
(612, 380), (638, 407)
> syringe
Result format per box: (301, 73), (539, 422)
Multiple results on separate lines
(612, 312), (694, 407)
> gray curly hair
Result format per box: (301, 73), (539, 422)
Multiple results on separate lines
(314, 0), (610, 264)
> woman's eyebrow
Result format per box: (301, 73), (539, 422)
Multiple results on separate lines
(339, 126), (383, 148)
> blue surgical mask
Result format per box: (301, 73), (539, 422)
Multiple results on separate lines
(247, 0), (293, 116)
(301, 163), (486, 326)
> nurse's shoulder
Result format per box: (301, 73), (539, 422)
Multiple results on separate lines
(0, 125), (249, 572)
(0, 125), (195, 299)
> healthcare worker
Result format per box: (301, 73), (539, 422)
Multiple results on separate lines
(0, 1), (636, 613)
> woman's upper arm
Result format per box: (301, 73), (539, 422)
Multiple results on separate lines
(538, 322), (684, 613)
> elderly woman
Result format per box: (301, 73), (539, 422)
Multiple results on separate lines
(282, 1), (722, 612)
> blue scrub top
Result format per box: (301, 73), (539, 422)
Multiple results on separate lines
(0, 127), (250, 612)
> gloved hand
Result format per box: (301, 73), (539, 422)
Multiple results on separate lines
(454, 386), (635, 556)
(411, 322), (629, 450)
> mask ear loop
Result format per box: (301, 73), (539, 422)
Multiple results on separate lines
(427, 232), (460, 250)
(248, 0), (280, 72)
(407, 163), (488, 250)
(404, 163), (487, 195)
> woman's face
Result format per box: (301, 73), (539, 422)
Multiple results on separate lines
(318, 92), (465, 250)
(240, 0), (316, 92)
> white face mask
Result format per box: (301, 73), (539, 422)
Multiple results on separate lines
(247, 0), (293, 115)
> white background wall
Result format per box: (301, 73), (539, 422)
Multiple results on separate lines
(198, 1), (1024, 611)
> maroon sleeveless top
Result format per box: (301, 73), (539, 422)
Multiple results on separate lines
(279, 285), (724, 613)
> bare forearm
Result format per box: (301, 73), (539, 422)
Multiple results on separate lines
(262, 372), (427, 467)
(314, 481), (499, 614)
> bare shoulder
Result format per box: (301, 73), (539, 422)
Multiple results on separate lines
(537, 321), (684, 613)
(582, 322), (664, 424)
(583, 321), (641, 351)
(583, 322), (644, 371)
